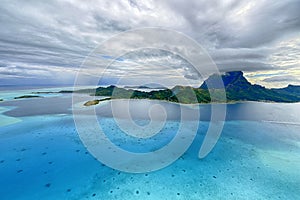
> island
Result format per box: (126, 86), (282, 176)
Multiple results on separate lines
(14, 95), (42, 99)
(124, 84), (168, 90)
(32, 91), (57, 94)
(83, 98), (111, 106)
(53, 71), (300, 105)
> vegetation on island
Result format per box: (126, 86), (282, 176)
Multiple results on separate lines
(77, 85), (210, 104)
(57, 71), (300, 105)
(200, 71), (300, 102)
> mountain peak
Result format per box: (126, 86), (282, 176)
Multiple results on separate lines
(226, 71), (243, 76)
(200, 71), (250, 89)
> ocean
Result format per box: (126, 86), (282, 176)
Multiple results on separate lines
(0, 88), (299, 200)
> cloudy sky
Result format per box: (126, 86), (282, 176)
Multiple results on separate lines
(0, 0), (299, 88)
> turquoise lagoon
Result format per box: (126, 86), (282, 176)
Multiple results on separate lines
(0, 88), (300, 200)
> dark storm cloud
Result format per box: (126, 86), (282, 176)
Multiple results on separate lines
(0, 0), (299, 86)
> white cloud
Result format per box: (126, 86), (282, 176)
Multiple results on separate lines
(0, 0), (299, 87)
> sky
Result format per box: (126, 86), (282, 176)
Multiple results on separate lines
(0, 0), (300, 88)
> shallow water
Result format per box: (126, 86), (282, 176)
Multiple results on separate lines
(0, 91), (300, 200)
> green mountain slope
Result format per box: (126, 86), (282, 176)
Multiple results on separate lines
(200, 71), (300, 102)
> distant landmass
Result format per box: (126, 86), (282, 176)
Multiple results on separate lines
(124, 83), (168, 90)
(53, 71), (300, 105)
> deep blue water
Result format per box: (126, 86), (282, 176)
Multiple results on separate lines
(0, 89), (300, 200)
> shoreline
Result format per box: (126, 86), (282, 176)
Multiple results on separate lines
(82, 97), (300, 107)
